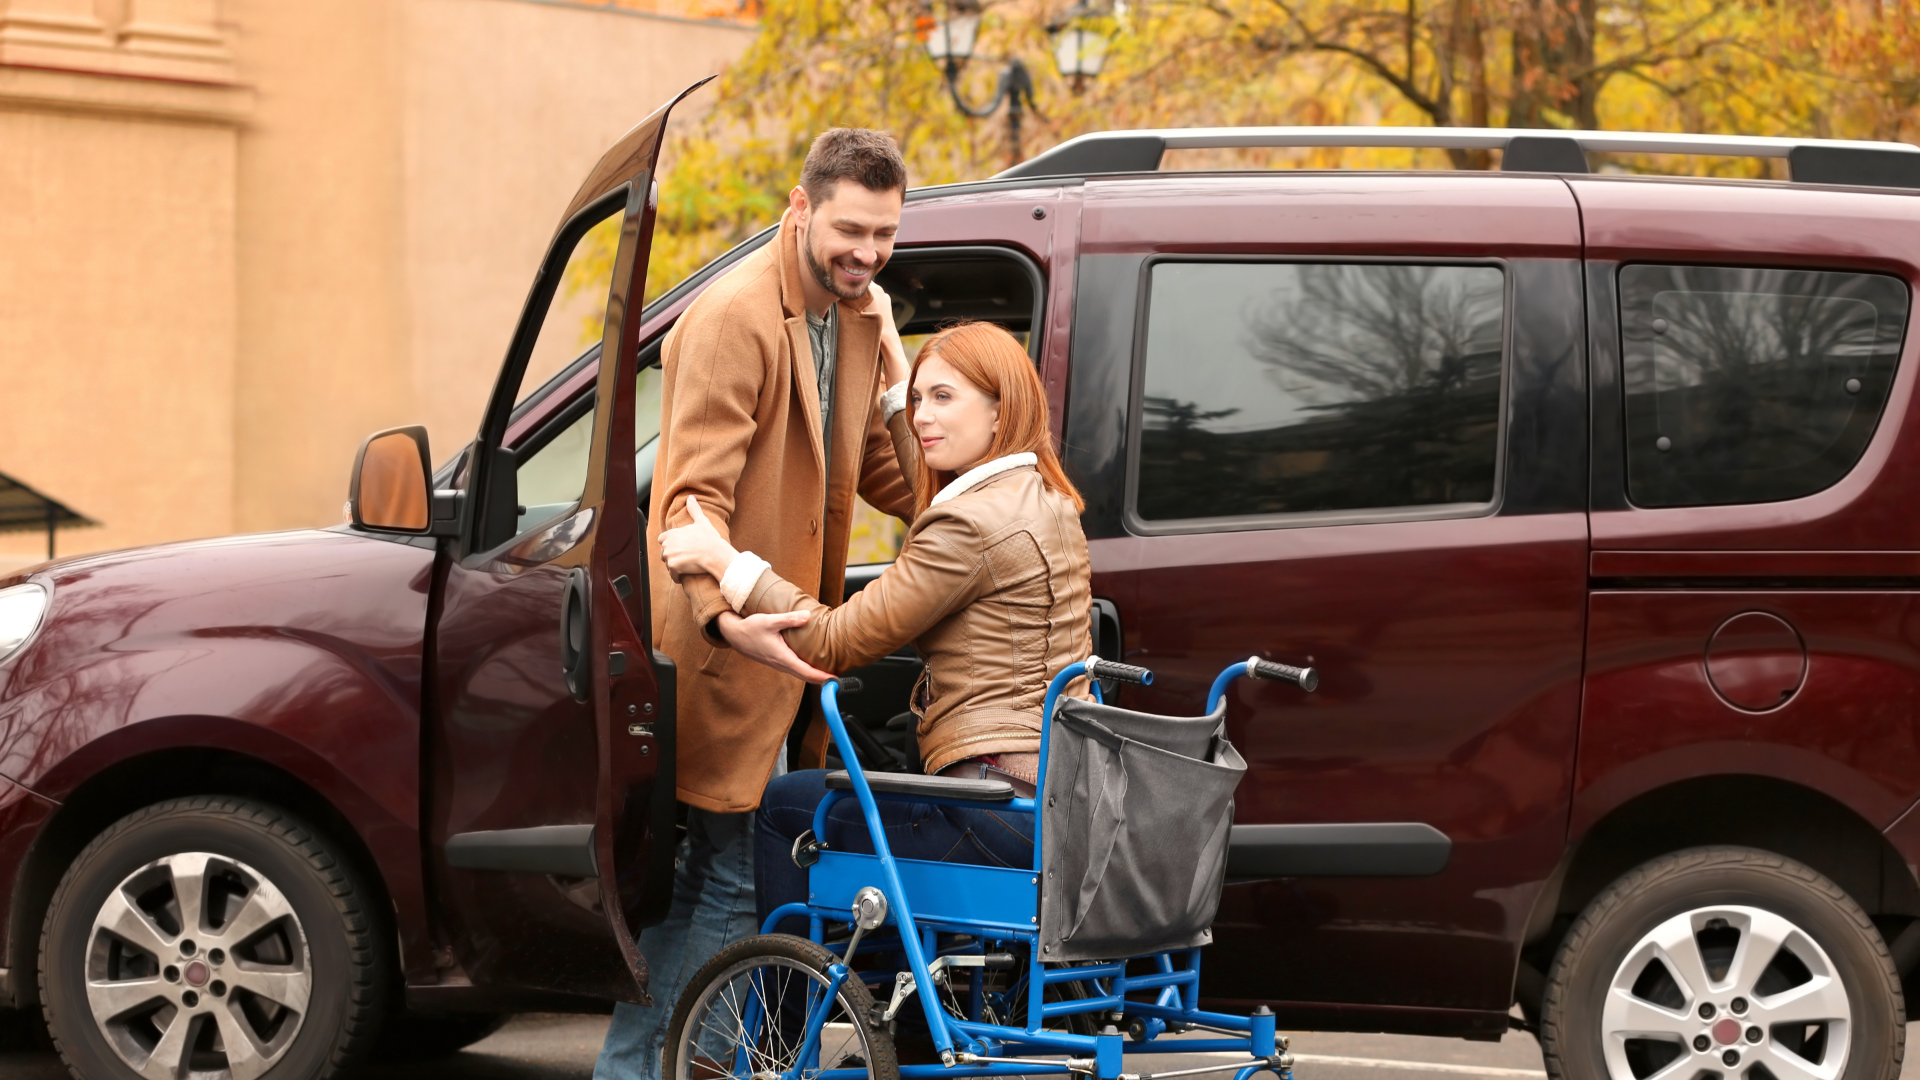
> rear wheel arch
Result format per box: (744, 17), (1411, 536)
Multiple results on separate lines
(1517, 776), (1920, 1013)
(7, 748), (396, 1012)
(1538, 845), (1904, 1080)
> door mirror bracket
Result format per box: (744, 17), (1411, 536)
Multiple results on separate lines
(428, 489), (465, 538)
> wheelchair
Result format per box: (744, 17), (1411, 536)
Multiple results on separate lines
(665, 653), (1318, 1080)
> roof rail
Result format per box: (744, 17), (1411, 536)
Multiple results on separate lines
(995, 127), (1920, 190)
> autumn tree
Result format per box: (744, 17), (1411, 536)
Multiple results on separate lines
(643, 0), (1919, 299)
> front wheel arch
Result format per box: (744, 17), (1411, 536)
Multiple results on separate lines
(7, 749), (397, 1013)
(38, 794), (394, 1080)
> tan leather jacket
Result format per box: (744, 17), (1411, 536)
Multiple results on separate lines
(740, 454), (1094, 775)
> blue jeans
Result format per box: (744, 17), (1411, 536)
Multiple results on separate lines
(594, 807), (760, 1080)
(756, 769), (1037, 934)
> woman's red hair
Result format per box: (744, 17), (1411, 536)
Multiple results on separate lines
(905, 321), (1084, 518)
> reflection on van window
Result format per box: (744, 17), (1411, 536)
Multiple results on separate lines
(1136, 262), (1505, 523)
(1621, 265), (1909, 508)
(516, 408), (592, 531)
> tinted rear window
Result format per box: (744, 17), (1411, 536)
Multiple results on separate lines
(1134, 261), (1505, 524)
(1620, 265), (1910, 508)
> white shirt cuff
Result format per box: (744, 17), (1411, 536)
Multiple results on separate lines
(880, 381), (909, 423)
(718, 551), (771, 613)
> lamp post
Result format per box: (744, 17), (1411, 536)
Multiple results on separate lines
(1050, 5), (1112, 94)
(922, 3), (1115, 169)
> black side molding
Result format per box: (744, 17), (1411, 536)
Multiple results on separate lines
(1227, 822), (1451, 878)
(446, 824), (597, 877)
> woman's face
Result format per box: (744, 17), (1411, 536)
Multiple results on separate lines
(912, 354), (1000, 474)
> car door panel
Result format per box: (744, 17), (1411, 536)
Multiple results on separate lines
(1573, 187), (1920, 871)
(1063, 176), (1587, 1032)
(425, 83), (704, 1003)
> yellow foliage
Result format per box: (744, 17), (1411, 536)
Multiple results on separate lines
(632, 0), (1917, 308)
(848, 496), (908, 564)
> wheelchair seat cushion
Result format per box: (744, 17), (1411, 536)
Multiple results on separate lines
(824, 770), (1018, 802)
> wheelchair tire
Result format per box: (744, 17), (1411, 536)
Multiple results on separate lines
(666, 933), (898, 1080)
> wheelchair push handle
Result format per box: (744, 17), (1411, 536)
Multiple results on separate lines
(1247, 657), (1318, 692)
(1086, 656), (1154, 686)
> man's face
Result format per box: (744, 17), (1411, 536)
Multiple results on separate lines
(795, 180), (903, 303)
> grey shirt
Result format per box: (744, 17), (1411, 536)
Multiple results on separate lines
(806, 304), (838, 484)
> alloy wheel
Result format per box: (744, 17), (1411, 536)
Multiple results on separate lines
(1602, 904), (1849, 1080)
(83, 851), (312, 1080)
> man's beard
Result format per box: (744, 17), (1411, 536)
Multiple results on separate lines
(804, 222), (874, 303)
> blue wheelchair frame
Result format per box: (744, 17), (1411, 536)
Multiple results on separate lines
(754, 659), (1295, 1080)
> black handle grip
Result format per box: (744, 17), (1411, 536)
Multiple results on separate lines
(831, 677), (864, 695)
(1087, 657), (1154, 686)
(560, 567), (591, 703)
(1249, 658), (1318, 692)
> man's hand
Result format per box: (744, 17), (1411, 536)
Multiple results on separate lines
(868, 281), (911, 389)
(715, 610), (834, 684)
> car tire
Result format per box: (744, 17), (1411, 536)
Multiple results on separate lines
(1540, 845), (1903, 1080)
(370, 1010), (508, 1061)
(38, 795), (389, 1080)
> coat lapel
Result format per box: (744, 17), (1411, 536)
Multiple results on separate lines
(776, 210), (828, 480)
(773, 207), (884, 542)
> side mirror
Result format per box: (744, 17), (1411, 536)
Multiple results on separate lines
(350, 426), (432, 532)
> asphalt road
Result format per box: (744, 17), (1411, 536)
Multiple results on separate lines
(3, 1012), (1918, 1080)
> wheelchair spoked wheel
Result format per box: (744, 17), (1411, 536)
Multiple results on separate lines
(667, 934), (899, 1080)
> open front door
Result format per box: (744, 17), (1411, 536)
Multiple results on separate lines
(426, 80), (708, 1004)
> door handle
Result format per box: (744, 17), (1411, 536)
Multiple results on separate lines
(561, 567), (591, 702)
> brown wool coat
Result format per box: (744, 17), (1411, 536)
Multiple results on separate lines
(645, 210), (914, 813)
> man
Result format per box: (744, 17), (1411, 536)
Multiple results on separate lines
(594, 128), (915, 1080)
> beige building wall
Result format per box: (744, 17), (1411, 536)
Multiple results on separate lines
(0, 0), (752, 574)
(0, 71), (248, 571)
(229, 0), (413, 536)
(399, 0), (752, 479)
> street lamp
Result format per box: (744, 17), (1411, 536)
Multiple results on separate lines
(1051, 6), (1113, 94)
(922, 2), (1117, 169)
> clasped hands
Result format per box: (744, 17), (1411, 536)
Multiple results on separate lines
(659, 494), (832, 683)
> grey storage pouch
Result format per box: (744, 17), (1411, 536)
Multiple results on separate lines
(1039, 696), (1246, 961)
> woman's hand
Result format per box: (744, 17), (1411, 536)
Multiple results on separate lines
(659, 495), (739, 579)
(868, 281), (911, 389)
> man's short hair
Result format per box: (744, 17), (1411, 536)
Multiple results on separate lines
(801, 128), (908, 205)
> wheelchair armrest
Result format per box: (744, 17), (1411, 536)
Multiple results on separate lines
(824, 770), (1017, 802)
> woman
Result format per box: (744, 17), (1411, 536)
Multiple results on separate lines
(658, 320), (1093, 932)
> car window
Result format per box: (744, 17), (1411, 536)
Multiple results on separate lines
(519, 209), (625, 405)
(1620, 265), (1909, 508)
(1133, 261), (1505, 525)
(513, 365), (663, 534)
(852, 248), (1046, 564)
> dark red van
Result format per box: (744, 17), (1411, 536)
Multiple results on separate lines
(4, 92), (1920, 1080)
